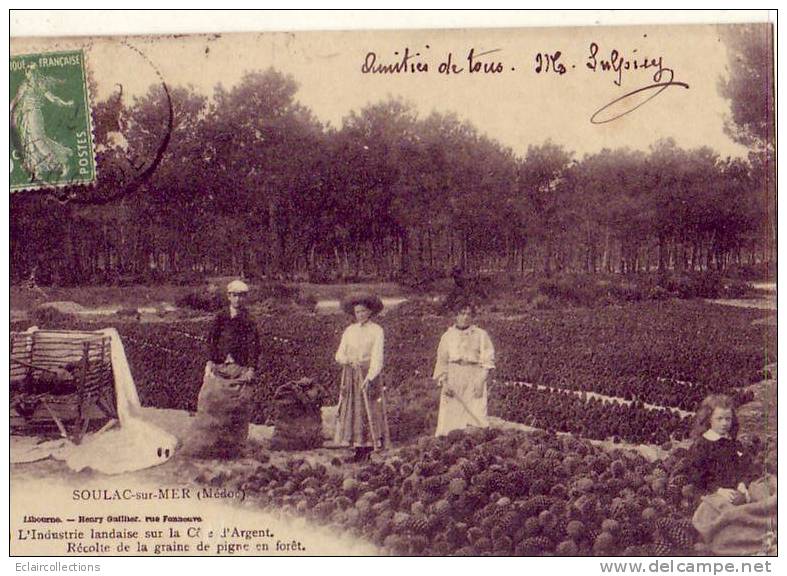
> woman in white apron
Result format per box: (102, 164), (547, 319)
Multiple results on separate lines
(433, 300), (495, 436)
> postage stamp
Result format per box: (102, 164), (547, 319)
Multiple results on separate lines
(9, 50), (96, 192)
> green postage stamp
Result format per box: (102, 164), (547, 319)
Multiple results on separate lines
(10, 50), (96, 192)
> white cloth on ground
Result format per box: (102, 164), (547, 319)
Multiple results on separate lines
(13, 327), (177, 474)
(10, 436), (68, 464)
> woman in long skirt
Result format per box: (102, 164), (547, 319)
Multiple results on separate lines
(334, 292), (390, 461)
(433, 300), (495, 436)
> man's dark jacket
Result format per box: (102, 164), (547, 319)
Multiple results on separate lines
(208, 307), (261, 369)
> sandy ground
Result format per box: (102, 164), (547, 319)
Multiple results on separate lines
(10, 407), (379, 556)
(11, 472), (379, 556)
(315, 296), (408, 313)
(709, 281), (776, 312)
(502, 380), (695, 418)
(710, 297), (776, 311)
(11, 296), (410, 322)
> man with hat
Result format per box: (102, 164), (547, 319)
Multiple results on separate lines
(185, 280), (261, 459)
(207, 279), (260, 379)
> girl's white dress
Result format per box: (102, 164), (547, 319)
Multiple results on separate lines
(432, 325), (495, 436)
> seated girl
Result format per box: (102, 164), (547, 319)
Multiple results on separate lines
(686, 394), (776, 555)
(685, 394), (753, 503)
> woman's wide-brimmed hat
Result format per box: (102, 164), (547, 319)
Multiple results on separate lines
(341, 292), (384, 316)
(446, 292), (479, 314)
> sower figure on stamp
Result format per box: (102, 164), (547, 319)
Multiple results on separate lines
(11, 63), (74, 180)
(433, 299), (495, 437)
(184, 280), (261, 459)
(334, 292), (391, 462)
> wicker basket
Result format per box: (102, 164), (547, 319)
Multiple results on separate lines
(10, 330), (117, 443)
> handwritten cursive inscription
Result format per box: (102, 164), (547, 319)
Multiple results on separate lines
(586, 42), (689, 124)
(585, 42), (670, 87)
(361, 47), (429, 74)
(358, 40), (690, 124)
(589, 72), (690, 124)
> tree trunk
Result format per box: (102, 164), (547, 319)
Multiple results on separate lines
(268, 194), (283, 278)
(427, 228), (434, 268)
(400, 230), (410, 275)
(544, 237), (552, 277)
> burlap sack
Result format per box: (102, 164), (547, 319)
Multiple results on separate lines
(270, 378), (325, 451)
(182, 365), (252, 459)
(692, 475), (777, 555)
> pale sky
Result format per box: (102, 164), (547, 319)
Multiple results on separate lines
(11, 24), (753, 160)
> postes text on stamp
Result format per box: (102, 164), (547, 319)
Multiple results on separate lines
(10, 50), (96, 192)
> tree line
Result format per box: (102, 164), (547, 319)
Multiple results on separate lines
(10, 27), (774, 285)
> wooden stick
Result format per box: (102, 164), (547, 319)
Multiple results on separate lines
(361, 382), (378, 449)
(10, 358), (64, 376)
(74, 341), (90, 445)
(336, 366), (347, 410)
(94, 418), (117, 436)
(79, 410), (91, 443)
(42, 401), (70, 441)
(451, 392), (483, 427)
(379, 386), (392, 448)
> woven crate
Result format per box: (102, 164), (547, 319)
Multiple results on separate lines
(10, 330), (116, 442)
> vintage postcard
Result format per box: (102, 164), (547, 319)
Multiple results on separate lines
(9, 16), (777, 561)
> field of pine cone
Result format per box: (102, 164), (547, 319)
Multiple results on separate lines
(182, 426), (770, 556)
